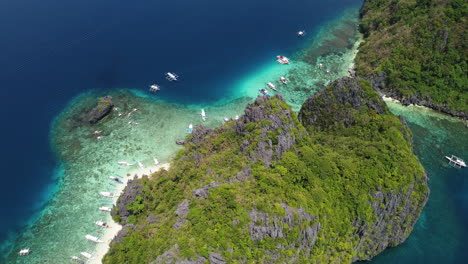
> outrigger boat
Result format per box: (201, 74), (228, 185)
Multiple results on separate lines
(201, 109), (206, 121)
(166, 72), (178, 81)
(259, 88), (270, 96)
(80, 252), (92, 259)
(154, 158), (159, 165)
(149, 84), (160, 92)
(85, 235), (103, 243)
(280, 76), (289, 84)
(188, 123), (193, 133)
(99, 206), (112, 212)
(276, 56), (290, 64)
(109, 176), (123, 184)
(19, 248), (30, 256)
(95, 221), (110, 228)
(71, 256), (80, 261)
(138, 162), (144, 169)
(445, 155), (467, 168)
(117, 161), (132, 166)
(267, 82), (277, 91)
(99, 192), (114, 198)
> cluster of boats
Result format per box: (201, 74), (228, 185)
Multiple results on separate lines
(259, 76), (289, 97)
(70, 174), (124, 261)
(149, 72), (179, 92)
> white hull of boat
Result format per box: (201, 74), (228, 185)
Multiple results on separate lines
(86, 234), (103, 243)
(99, 192), (114, 198)
(81, 252), (92, 259)
(99, 206), (112, 212)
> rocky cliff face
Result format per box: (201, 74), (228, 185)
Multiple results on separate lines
(106, 78), (429, 264)
(88, 96), (114, 124)
(299, 77), (387, 129)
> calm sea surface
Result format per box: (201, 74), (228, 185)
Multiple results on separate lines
(0, 0), (466, 263)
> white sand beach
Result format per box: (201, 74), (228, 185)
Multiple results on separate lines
(88, 163), (170, 264)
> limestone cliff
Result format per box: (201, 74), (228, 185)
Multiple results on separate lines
(106, 79), (428, 263)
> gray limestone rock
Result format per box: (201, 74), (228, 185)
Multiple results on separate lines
(88, 96), (114, 124)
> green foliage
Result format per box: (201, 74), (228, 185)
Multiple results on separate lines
(103, 95), (427, 263)
(356, 0), (468, 113)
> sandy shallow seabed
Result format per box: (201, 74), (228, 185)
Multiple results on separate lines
(88, 163), (170, 264)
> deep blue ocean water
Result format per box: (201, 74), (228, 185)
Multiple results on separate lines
(0, 0), (466, 263)
(0, 0), (361, 249)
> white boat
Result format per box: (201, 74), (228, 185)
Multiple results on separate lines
(138, 162), (144, 169)
(166, 72), (178, 81)
(276, 55), (290, 64)
(201, 109), (206, 121)
(234, 115), (239, 120)
(188, 123), (193, 133)
(223, 117), (230, 122)
(99, 192), (114, 198)
(445, 155), (467, 168)
(109, 176), (123, 183)
(149, 84), (161, 92)
(19, 248), (30, 256)
(259, 88), (270, 96)
(117, 161), (132, 166)
(95, 220), (109, 228)
(71, 256), (79, 261)
(267, 82), (277, 91)
(85, 234), (103, 243)
(154, 158), (159, 165)
(297, 30), (305, 37)
(280, 76), (289, 84)
(80, 252), (92, 259)
(99, 206), (112, 212)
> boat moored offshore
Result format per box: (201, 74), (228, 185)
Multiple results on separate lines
(85, 234), (103, 243)
(276, 56), (290, 64)
(19, 248), (30, 256)
(99, 192), (114, 198)
(267, 82), (277, 91)
(80, 252), (92, 259)
(99, 206), (112, 212)
(188, 123), (193, 133)
(95, 221), (110, 228)
(117, 161), (132, 166)
(259, 88), (270, 96)
(280, 76), (289, 84)
(445, 155), (467, 168)
(166, 72), (179, 81)
(149, 84), (160, 92)
(109, 176), (123, 183)
(201, 109), (206, 121)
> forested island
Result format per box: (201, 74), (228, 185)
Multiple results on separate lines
(356, 0), (467, 119)
(101, 0), (467, 263)
(104, 77), (429, 263)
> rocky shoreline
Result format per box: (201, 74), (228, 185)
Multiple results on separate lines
(367, 72), (467, 121)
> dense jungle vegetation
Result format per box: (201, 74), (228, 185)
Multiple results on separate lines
(356, 0), (467, 114)
(104, 80), (428, 263)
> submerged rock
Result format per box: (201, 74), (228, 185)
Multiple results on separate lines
(88, 96), (114, 124)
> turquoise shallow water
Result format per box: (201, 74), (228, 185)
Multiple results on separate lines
(1, 8), (362, 264)
(3, 3), (467, 263)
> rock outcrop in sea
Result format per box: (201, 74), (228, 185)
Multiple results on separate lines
(106, 78), (429, 263)
(88, 96), (114, 124)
